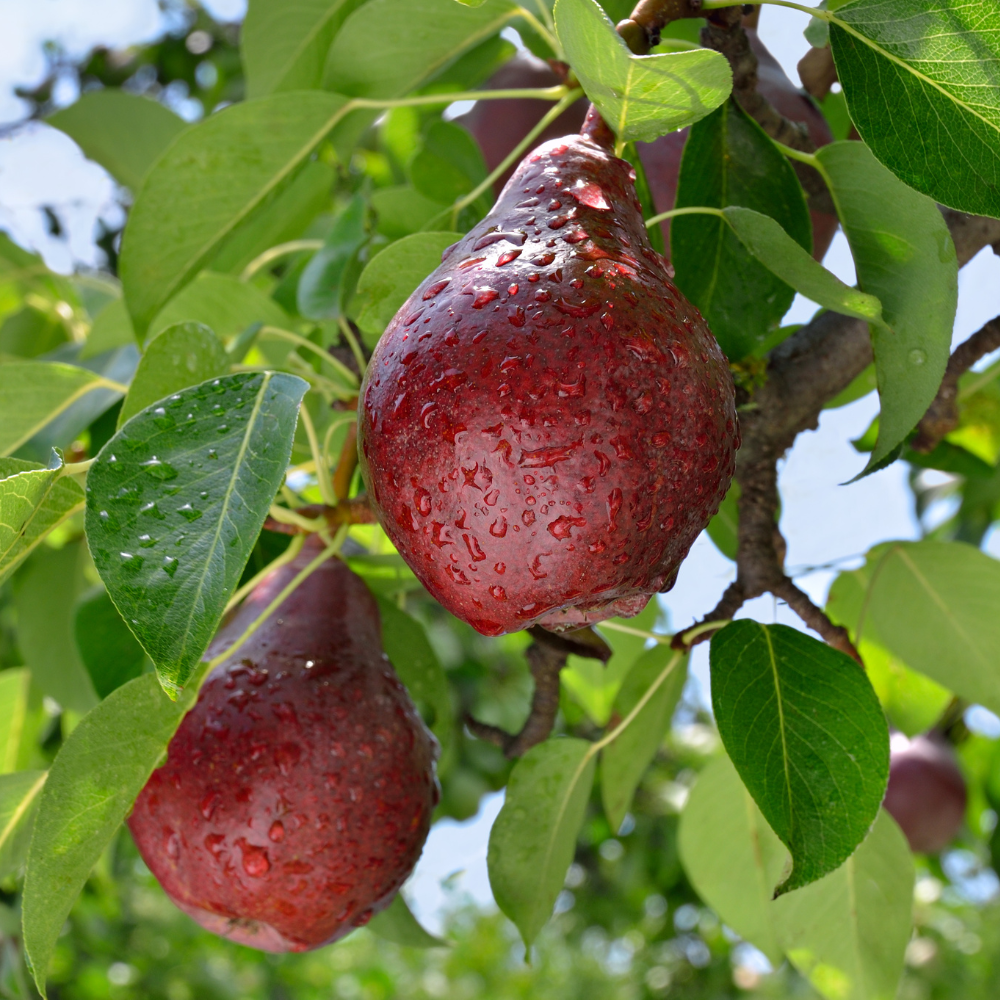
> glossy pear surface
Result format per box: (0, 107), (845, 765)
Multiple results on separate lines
(359, 124), (738, 636)
(128, 537), (439, 952)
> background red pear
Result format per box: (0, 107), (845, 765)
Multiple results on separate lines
(128, 538), (439, 953)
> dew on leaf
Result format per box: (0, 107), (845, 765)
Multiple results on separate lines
(142, 457), (178, 480)
(152, 407), (176, 430)
(177, 504), (203, 522)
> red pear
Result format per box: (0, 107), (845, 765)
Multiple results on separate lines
(639, 28), (838, 261)
(127, 537), (439, 952)
(883, 732), (967, 854)
(359, 111), (738, 637)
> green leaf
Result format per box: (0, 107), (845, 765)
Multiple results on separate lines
(208, 160), (336, 277)
(600, 646), (686, 832)
(0, 306), (68, 359)
(722, 206), (884, 326)
(376, 598), (454, 766)
(73, 588), (148, 700)
(855, 541), (1000, 716)
(0, 770), (46, 880)
(84, 372), (307, 696)
(555, 0), (731, 142)
(710, 621), (889, 894)
(672, 100), (811, 360)
(22, 673), (194, 995)
(0, 361), (123, 457)
(323, 0), (518, 98)
(297, 195), (368, 320)
(825, 562), (952, 737)
(367, 893), (448, 948)
(0, 231), (45, 280)
(346, 552), (421, 596)
(0, 455), (85, 586)
(14, 542), (98, 715)
(46, 90), (186, 192)
(863, 642), (952, 739)
(815, 141), (958, 474)
(488, 738), (596, 947)
(371, 186), (449, 239)
(119, 92), (349, 338)
(242, 0), (368, 98)
(819, 88), (853, 143)
(353, 232), (461, 345)
(825, 363), (878, 410)
(706, 481), (738, 559)
(409, 120), (488, 207)
(82, 298), (135, 360)
(148, 272), (291, 345)
(829, 0), (1000, 219)
(118, 322), (228, 427)
(0, 668), (31, 774)
(562, 600), (663, 726)
(773, 809), (914, 1000)
(678, 754), (789, 965)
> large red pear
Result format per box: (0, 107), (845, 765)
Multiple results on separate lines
(359, 112), (738, 636)
(128, 537), (439, 952)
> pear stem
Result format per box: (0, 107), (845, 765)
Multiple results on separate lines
(297, 402), (337, 507)
(644, 205), (724, 229)
(239, 240), (323, 282)
(332, 422), (360, 502)
(255, 325), (359, 388)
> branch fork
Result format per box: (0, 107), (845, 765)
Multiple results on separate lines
(465, 626), (612, 758)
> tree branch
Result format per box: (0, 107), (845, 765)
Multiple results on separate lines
(912, 314), (1000, 453)
(616, 0), (704, 54)
(699, 6), (835, 215)
(465, 626), (610, 757)
(675, 210), (1000, 654)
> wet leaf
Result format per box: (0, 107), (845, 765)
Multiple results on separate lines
(0, 454), (84, 586)
(85, 372), (307, 696)
(22, 673), (195, 996)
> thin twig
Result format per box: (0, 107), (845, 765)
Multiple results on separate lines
(912, 315), (1000, 453)
(698, 6), (835, 215)
(262, 496), (376, 535)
